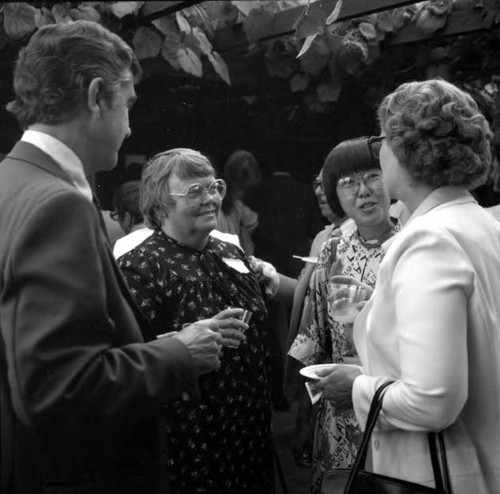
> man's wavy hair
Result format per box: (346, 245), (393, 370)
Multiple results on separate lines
(141, 148), (215, 230)
(377, 79), (493, 190)
(7, 20), (141, 128)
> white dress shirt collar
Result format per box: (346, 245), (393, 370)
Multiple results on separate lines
(21, 130), (93, 201)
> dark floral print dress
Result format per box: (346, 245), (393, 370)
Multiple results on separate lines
(118, 230), (273, 493)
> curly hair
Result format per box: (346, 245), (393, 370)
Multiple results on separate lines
(377, 79), (493, 189)
(7, 20), (141, 128)
(322, 137), (381, 217)
(141, 148), (215, 229)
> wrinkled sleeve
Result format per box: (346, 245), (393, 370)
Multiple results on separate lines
(353, 227), (472, 432)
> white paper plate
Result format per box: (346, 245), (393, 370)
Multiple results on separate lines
(293, 255), (318, 264)
(299, 363), (339, 380)
(299, 362), (361, 380)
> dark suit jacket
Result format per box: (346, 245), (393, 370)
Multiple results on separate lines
(0, 142), (198, 493)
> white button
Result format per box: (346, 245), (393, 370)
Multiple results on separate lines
(373, 439), (380, 450)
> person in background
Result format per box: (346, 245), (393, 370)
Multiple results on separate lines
(218, 149), (260, 255)
(246, 153), (324, 410)
(112, 180), (153, 258)
(118, 148), (273, 493)
(319, 80), (500, 494)
(289, 137), (400, 493)
(0, 21), (223, 494)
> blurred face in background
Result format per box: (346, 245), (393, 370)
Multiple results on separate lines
(314, 170), (336, 223)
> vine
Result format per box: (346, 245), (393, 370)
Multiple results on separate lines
(1, 0), (499, 114)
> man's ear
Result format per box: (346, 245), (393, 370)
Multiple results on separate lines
(87, 77), (105, 116)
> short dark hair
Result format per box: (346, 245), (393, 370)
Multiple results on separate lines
(377, 79), (492, 189)
(7, 20), (142, 128)
(141, 148), (215, 229)
(113, 181), (143, 225)
(323, 137), (381, 217)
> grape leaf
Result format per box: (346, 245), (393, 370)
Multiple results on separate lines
(4, 3), (37, 39)
(317, 81), (340, 102)
(193, 26), (213, 56)
(52, 3), (72, 23)
(243, 8), (274, 44)
(294, 4), (326, 41)
(231, 0), (261, 17)
(108, 1), (143, 19)
(177, 46), (203, 77)
(176, 11), (192, 34)
(297, 33), (318, 58)
(133, 27), (162, 60)
(326, 0), (343, 25)
(152, 16), (176, 36)
(359, 22), (377, 41)
(208, 51), (231, 85)
(290, 73), (309, 92)
(34, 7), (55, 28)
(299, 36), (331, 75)
(161, 28), (182, 59)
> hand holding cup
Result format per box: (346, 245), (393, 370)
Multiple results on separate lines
(210, 307), (250, 349)
(328, 277), (373, 324)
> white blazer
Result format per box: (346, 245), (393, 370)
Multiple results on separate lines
(353, 186), (500, 494)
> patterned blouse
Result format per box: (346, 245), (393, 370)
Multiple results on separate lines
(289, 222), (400, 494)
(118, 230), (273, 493)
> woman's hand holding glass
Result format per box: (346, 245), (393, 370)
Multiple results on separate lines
(329, 275), (374, 324)
(314, 365), (362, 412)
(209, 308), (249, 349)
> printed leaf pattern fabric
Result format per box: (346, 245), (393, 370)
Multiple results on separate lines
(289, 224), (400, 493)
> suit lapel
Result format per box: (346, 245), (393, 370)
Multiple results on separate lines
(6, 141), (75, 186)
(7, 141), (153, 339)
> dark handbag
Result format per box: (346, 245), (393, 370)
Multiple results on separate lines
(320, 381), (452, 494)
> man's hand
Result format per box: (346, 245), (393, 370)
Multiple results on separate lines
(173, 321), (223, 376)
(315, 365), (362, 412)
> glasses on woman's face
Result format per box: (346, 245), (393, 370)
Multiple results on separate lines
(170, 179), (227, 206)
(110, 211), (120, 221)
(337, 170), (383, 195)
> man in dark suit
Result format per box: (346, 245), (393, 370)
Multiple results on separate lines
(0, 21), (225, 493)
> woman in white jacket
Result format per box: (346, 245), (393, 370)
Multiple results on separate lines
(316, 79), (500, 493)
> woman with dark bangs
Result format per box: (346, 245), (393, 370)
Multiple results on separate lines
(318, 79), (500, 493)
(289, 136), (400, 493)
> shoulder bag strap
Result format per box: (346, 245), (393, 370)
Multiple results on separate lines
(428, 431), (452, 492)
(346, 381), (453, 493)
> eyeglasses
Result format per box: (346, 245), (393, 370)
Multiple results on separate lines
(367, 135), (385, 163)
(337, 170), (383, 194)
(170, 179), (227, 205)
(110, 211), (120, 221)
